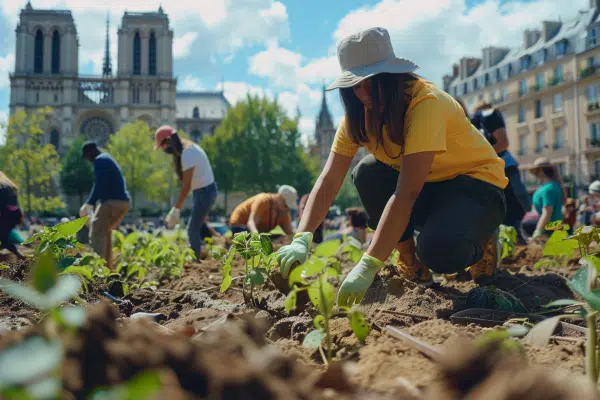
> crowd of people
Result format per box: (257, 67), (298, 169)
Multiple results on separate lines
(4, 26), (600, 308)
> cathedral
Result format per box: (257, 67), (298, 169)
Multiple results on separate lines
(8, 2), (230, 153)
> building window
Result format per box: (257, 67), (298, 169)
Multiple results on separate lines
(595, 160), (600, 177)
(520, 55), (531, 71)
(519, 79), (527, 96)
(193, 107), (199, 118)
(149, 88), (155, 104)
(553, 93), (563, 113)
(484, 73), (490, 86)
(473, 78), (478, 90)
(490, 89), (496, 103)
(535, 131), (544, 153)
(133, 32), (141, 75)
(554, 126), (564, 149)
(463, 82), (468, 94)
(496, 68), (501, 82)
(51, 30), (60, 74)
(556, 40), (567, 57)
(519, 134), (527, 156)
(586, 84), (600, 105)
(555, 65), (563, 81)
(34, 30), (44, 74)
(149, 32), (157, 76)
(518, 104), (526, 123)
(132, 87), (140, 104)
(535, 99), (543, 119)
(191, 129), (201, 142)
(589, 27), (598, 48)
(556, 163), (565, 177)
(501, 87), (507, 102)
(49, 129), (59, 149)
(589, 123), (600, 147)
(536, 72), (544, 90)
(507, 64), (513, 78)
(535, 49), (546, 66)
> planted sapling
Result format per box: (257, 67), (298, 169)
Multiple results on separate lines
(284, 256), (369, 364)
(220, 231), (277, 306)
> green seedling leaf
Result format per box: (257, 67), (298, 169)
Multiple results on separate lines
(314, 240), (341, 258)
(568, 267), (600, 311)
(0, 276), (81, 311)
(31, 253), (58, 294)
(302, 329), (325, 349)
(284, 289), (297, 313)
(308, 279), (335, 316)
(220, 262), (233, 293)
(247, 270), (265, 285)
(314, 315), (325, 330)
(54, 216), (88, 237)
(58, 306), (87, 328)
(57, 256), (78, 269)
(268, 226), (286, 236)
(60, 266), (93, 281)
(0, 336), (63, 386)
(22, 231), (43, 245)
(350, 310), (369, 342)
(90, 370), (162, 400)
(581, 255), (600, 275)
(542, 230), (579, 257)
(544, 299), (585, 308)
(259, 235), (273, 255)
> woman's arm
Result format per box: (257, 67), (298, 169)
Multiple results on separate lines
(535, 206), (553, 235)
(491, 128), (509, 153)
(366, 152), (435, 261)
(297, 152), (353, 233)
(175, 167), (194, 209)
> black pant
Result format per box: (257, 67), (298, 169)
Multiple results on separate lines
(352, 155), (506, 274)
(0, 209), (22, 256)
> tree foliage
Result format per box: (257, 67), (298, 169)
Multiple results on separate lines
(334, 173), (362, 210)
(107, 121), (174, 209)
(60, 136), (94, 207)
(0, 107), (63, 214)
(203, 94), (317, 203)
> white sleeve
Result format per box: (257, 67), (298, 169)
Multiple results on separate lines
(181, 149), (195, 171)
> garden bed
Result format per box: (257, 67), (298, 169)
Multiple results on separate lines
(0, 226), (597, 399)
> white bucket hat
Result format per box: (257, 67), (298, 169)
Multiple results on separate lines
(326, 27), (419, 91)
(277, 185), (298, 210)
(589, 180), (600, 194)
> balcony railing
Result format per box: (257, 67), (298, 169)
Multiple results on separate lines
(581, 65), (600, 79)
(587, 137), (600, 148)
(588, 101), (600, 112)
(78, 77), (115, 105)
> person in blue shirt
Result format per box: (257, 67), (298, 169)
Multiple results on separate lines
(521, 158), (565, 240)
(79, 142), (130, 269)
(471, 101), (531, 244)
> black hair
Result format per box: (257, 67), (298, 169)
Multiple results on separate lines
(346, 207), (367, 229)
(164, 133), (185, 181)
(541, 166), (555, 179)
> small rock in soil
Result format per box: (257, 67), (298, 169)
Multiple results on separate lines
(130, 312), (168, 322)
(0, 316), (33, 333)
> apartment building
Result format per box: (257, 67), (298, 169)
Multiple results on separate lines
(444, 0), (600, 188)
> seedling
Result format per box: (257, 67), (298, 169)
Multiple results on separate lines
(498, 224), (517, 260)
(284, 256), (369, 364)
(219, 231), (277, 306)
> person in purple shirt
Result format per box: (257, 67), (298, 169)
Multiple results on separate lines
(79, 142), (130, 269)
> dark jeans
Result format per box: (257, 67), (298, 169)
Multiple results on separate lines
(504, 166), (530, 234)
(188, 182), (218, 259)
(352, 155), (506, 274)
(0, 209), (22, 256)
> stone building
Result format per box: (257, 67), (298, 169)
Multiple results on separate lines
(314, 86), (336, 170)
(8, 2), (228, 154)
(445, 0), (600, 189)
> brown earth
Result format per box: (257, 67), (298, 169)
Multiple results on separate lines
(0, 238), (597, 399)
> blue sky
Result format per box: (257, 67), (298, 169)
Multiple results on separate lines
(0, 0), (590, 143)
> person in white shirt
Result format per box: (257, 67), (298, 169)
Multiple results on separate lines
(154, 126), (218, 259)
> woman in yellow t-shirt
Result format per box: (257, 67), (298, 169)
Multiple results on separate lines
(275, 27), (508, 307)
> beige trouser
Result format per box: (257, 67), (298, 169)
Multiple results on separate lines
(90, 200), (130, 262)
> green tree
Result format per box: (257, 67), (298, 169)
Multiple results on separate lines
(334, 173), (362, 210)
(201, 132), (240, 212)
(0, 107), (63, 215)
(210, 94), (317, 197)
(60, 136), (94, 208)
(107, 121), (171, 210)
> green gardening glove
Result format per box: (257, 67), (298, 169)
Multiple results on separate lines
(337, 254), (385, 307)
(276, 232), (312, 278)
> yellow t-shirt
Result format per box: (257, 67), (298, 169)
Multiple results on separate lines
(331, 79), (508, 189)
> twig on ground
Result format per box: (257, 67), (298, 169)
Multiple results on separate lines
(550, 336), (584, 344)
(381, 309), (431, 320)
(385, 325), (442, 362)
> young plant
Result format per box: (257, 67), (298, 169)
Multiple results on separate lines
(284, 256), (369, 364)
(219, 231), (277, 306)
(498, 224), (517, 260)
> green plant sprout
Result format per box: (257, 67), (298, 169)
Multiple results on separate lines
(535, 222), (600, 384)
(219, 231), (277, 306)
(498, 225), (517, 260)
(204, 237), (228, 260)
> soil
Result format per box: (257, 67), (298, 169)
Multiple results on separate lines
(0, 238), (598, 399)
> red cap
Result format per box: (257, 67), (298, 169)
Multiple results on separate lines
(154, 125), (175, 150)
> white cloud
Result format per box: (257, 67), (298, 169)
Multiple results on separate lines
(0, 53), (14, 89)
(173, 33), (199, 59)
(218, 81), (274, 105)
(178, 76), (205, 91)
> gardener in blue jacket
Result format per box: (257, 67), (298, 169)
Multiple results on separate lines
(80, 142), (130, 269)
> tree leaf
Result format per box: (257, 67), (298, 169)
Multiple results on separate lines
(314, 240), (341, 258)
(0, 336), (63, 386)
(31, 253), (58, 294)
(568, 267), (600, 311)
(302, 329), (325, 349)
(350, 310), (369, 342)
(284, 289), (297, 313)
(248, 270), (265, 285)
(54, 217), (88, 237)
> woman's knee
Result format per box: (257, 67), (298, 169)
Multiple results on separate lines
(416, 232), (480, 274)
(351, 154), (380, 192)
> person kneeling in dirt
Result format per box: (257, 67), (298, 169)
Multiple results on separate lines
(324, 207), (368, 244)
(80, 142), (131, 270)
(275, 27), (507, 307)
(229, 185), (297, 235)
(0, 172), (25, 259)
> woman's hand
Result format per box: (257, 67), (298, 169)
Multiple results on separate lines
(275, 232), (312, 278)
(337, 254), (385, 307)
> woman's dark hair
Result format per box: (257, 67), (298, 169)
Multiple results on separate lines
(340, 73), (417, 158)
(346, 207), (367, 229)
(165, 133), (185, 181)
(453, 97), (469, 118)
(541, 166), (556, 179)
